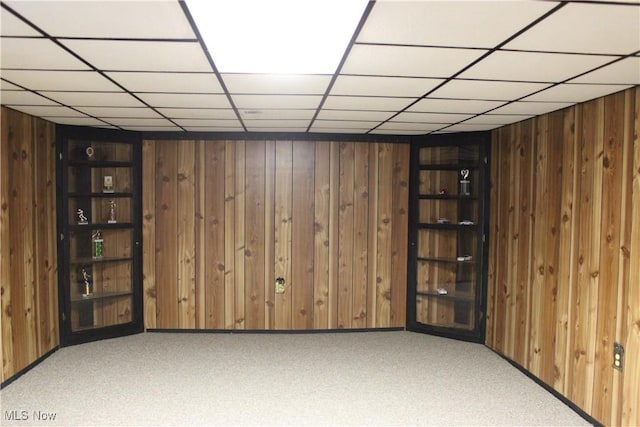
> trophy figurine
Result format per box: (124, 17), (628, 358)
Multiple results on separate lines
(92, 230), (103, 259)
(81, 267), (93, 297)
(103, 175), (114, 193)
(460, 169), (471, 196)
(107, 199), (117, 224)
(77, 208), (88, 225)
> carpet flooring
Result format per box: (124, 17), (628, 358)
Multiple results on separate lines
(0, 331), (589, 426)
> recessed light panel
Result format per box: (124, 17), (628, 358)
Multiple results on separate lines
(186, 0), (368, 74)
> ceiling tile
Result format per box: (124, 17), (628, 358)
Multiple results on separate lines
(312, 120), (379, 129)
(377, 122), (445, 132)
(1, 7), (41, 36)
(104, 118), (175, 127)
(239, 109), (315, 120)
(173, 119), (243, 128)
(136, 93), (231, 109)
(183, 127), (245, 132)
(359, 1), (556, 48)
(4, 1), (194, 38)
(570, 57), (640, 84)
(42, 116), (112, 126)
(459, 51), (617, 82)
(61, 40), (211, 72)
(74, 106), (162, 118)
(322, 96), (411, 111)
(408, 98), (506, 114)
(393, 112), (474, 124)
(1, 38), (90, 70)
(1, 70), (121, 91)
(157, 108), (238, 120)
(342, 45), (487, 78)
(430, 80), (552, 101)
(5, 105), (88, 118)
(309, 127), (370, 134)
(438, 123), (500, 132)
(106, 72), (223, 94)
(222, 74), (331, 95)
(0, 80), (21, 90)
(244, 127), (309, 132)
(316, 110), (394, 121)
(120, 125), (182, 131)
(490, 101), (574, 115)
(522, 83), (633, 103)
(463, 114), (533, 125)
(331, 75), (444, 97)
(41, 91), (144, 107)
(1, 90), (58, 105)
(232, 95), (321, 109)
(505, 3), (640, 55)
(243, 119), (311, 128)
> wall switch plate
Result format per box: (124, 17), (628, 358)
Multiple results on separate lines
(613, 342), (624, 371)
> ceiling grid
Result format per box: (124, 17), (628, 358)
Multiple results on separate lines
(1, 0), (638, 135)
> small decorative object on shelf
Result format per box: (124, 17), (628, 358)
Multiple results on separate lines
(460, 169), (470, 195)
(85, 146), (95, 160)
(436, 288), (448, 295)
(458, 220), (474, 225)
(103, 175), (114, 193)
(437, 218), (450, 224)
(456, 255), (473, 262)
(80, 267), (93, 298)
(77, 208), (88, 225)
(107, 199), (117, 224)
(92, 230), (103, 259)
(439, 188), (447, 195)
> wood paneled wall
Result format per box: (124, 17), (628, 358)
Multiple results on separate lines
(1, 107), (58, 383)
(486, 87), (639, 426)
(142, 139), (409, 331)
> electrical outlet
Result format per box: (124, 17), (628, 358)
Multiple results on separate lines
(613, 342), (624, 371)
(275, 277), (285, 294)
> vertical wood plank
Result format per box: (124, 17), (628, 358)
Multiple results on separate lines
(591, 91), (625, 423)
(244, 141), (266, 329)
(352, 143), (369, 328)
(367, 143), (379, 329)
(274, 141), (292, 329)
(204, 141), (226, 329)
(142, 140), (157, 330)
(485, 132), (499, 348)
(328, 142), (340, 329)
(234, 141), (246, 329)
(376, 143), (393, 327)
(177, 141), (196, 329)
(554, 106), (579, 395)
(155, 141), (178, 328)
(224, 141), (236, 328)
(195, 141), (206, 329)
(292, 141), (315, 329)
(264, 140), (276, 329)
(337, 142), (354, 328)
(313, 142), (330, 329)
(621, 87), (640, 427)
(505, 122), (520, 360)
(391, 144), (409, 327)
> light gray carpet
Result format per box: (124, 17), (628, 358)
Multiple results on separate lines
(0, 331), (588, 426)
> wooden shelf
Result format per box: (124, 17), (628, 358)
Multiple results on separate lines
(69, 222), (133, 231)
(70, 256), (133, 265)
(418, 163), (479, 171)
(417, 223), (477, 230)
(68, 160), (132, 168)
(416, 290), (474, 302)
(417, 256), (476, 264)
(71, 290), (133, 303)
(418, 194), (477, 200)
(68, 192), (133, 198)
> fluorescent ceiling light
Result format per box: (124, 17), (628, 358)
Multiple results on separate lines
(185, 0), (369, 74)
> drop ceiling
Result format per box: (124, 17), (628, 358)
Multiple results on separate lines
(1, 0), (638, 135)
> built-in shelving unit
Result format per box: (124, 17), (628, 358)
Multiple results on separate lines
(407, 133), (490, 342)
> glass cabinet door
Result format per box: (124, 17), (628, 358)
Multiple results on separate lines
(57, 127), (142, 345)
(408, 136), (489, 342)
